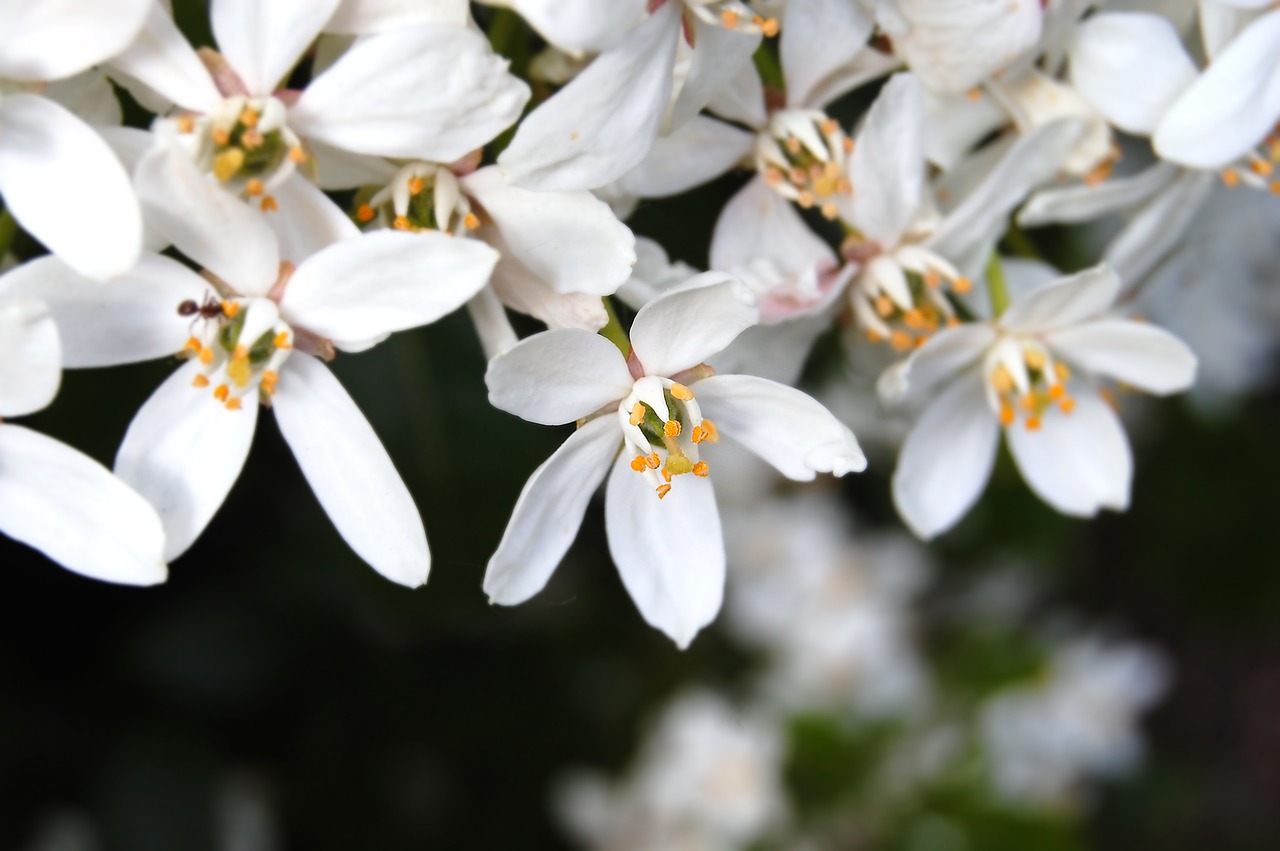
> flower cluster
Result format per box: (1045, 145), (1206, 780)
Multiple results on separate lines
(4, 0), (1274, 652)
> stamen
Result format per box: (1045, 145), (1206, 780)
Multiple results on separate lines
(260, 196), (278, 213)
(213, 148), (245, 181)
(245, 178), (265, 196)
(1054, 362), (1070, 382)
(999, 402), (1015, 427)
(198, 346), (215, 365)
(629, 402), (645, 426)
(211, 127), (231, 146)
(464, 212), (480, 230)
(1025, 415), (1042, 431)
(656, 483), (672, 500)
(408, 176), (425, 195)
(260, 370), (279, 396)
(1048, 383), (1065, 401)
(238, 107), (259, 127)
(393, 215), (411, 231)
(670, 383), (694, 401)
(721, 10), (739, 27)
(1023, 348), (1046, 370)
(1223, 169), (1241, 188)
(700, 419), (719, 442)
(176, 116), (195, 134)
(953, 276), (973, 295)
(757, 16), (779, 36)
(225, 397), (243, 411)
(646, 453), (660, 469)
(889, 331), (913, 351)
(221, 301), (239, 317)
(663, 419), (682, 438)
(991, 366), (1013, 394)
(1059, 397), (1075, 414)
(182, 336), (201, 353)
(213, 383), (230, 402)
(192, 374), (210, 388)
(356, 204), (375, 223)
(630, 455), (649, 472)
(289, 146), (307, 164)
(692, 461), (710, 477)
(273, 331), (292, 350)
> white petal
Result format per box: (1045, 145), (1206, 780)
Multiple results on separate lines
(706, 61), (767, 128)
(281, 230), (496, 349)
(484, 415), (620, 604)
(1018, 161), (1179, 227)
(781, 0), (875, 108)
(1006, 390), (1132, 516)
(492, 0), (646, 53)
(892, 372), (999, 540)
(1045, 319), (1197, 394)
(0, 0), (151, 81)
(613, 116), (755, 199)
(268, 173), (360, 263)
(629, 276), (758, 377)
(0, 254), (208, 367)
(1154, 8), (1280, 168)
(307, 139), (398, 190)
(212, 0), (341, 95)
(693, 374), (867, 480)
(0, 425), (166, 585)
(1199, 1), (1266, 59)
(888, 0), (1043, 94)
(327, 0), (472, 33)
(999, 265), (1120, 333)
(921, 87), (1007, 170)
(291, 25), (530, 162)
(496, 3), (680, 191)
(107, 2), (222, 113)
(605, 450), (724, 649)
(44, 70), (123, 126)
(1069, 13), (1197, 135)
(135, 142), (280, 294)
(668, 17), (760, 130)
(272, 355), (429, 586)
(850, 73), (926, 246)
(482, 227), (609, 330)
(711, 175), (836, 288)
(486, 329), (634, 425)
(0, 94), (142, 280)
(1103, 168), (1215, 286)
(0, 296), (60, 417)
(115, 360), (259, 561)
(461, 166), (635, 295)
(877, 322), (997, 404)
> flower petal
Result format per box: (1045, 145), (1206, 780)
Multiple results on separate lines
(999, 265), (1120, 333)
(1103, 167), (1215, 286)
(1006, 389), (1132, 516)
(0, 254), (208, 367)
(492, 0), (646, 53)
(1045, 319), (1197, 395)
(693, 374), (867, 480)
(892, 371), (999, 540)
(327, 0), (472, 33)
(211, 0), (342, 95)
(629, 276), (759, 377)
(1018, 161), (1179, 227)
(849, 73), (926, 246)
(668, 17), (760, 130)
(0, 296), (60, 418)
(268, 172), (361, 263)
(280, 230), (496, 349)
(461, 165), (635, 295)
(115, 360), (258, 561)
(272, 355), (430, 587)
(483, 228), (610, 330)
(0, 424), (166, 585)
(1068, 12), (1197, 136)
(781, 0), (875, 108)
(135, 141), (281, 295)
(711, 175), (836, 292)
(885, 0), (1043, 94)
(486, 329), (634, 425)
(291, 25), (530, 162)
(612, 115), (755, 199)
(0, 94), (142, 280)
(0, 0), (151, 81)
(1154, 8), (1280, 169)
(496, 2), (680, 191)
(484, 415), (620, 604)
(107, 2), (223, 113)
(877, 322), (997, 404)
(44, 69), (123, 126)
(605, 450), (724, 649)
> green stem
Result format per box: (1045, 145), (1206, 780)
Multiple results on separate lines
(598, 297), (631, 356)
(753, 43), (784, 91)
(486, 7), (522, 59)
(985, 252), (1011, 318)
(0, 209), (16, 261)
(1001, 223), (1040, 259)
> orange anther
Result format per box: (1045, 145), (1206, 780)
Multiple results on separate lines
(630, 455), (648, 472)
(1059, 397), (1075, 414)
(182, 336), (201, 352)
(273, 331), (291, 349)
(1251, 159), (1274, 176)
(245, 178), (265, 196)
(691, 426), (706, 444)
(464, 212), (480, 230)
(670, 383), (693, 401)
(821, 118), (839, 136)
(356, 204), (375, 223)
(664, 419), (682, 438)
(1054, 362), (1070, 381)
(953, 276), (973, 295)
(821, 202), (839, 220)
(759, 16), (779, 36)
(192, 374), (210, 388)
(1023, 347), (1046, 370)
(1271, 179), (1280, 195)
(966, 88), (982, 102)
(785, 137), (802, 155)
(176, 116), (195, 134)
(213, 383), (230, 402)
(646, 453), (660, 469)
(875, 295), (894, 318)
(211, 127), (231, 146)
(999, 402), (1015, 427)
(261, 370), (279, 395)
(692, 461), (709, 477)
(1025, 415), (1042, 431)
(221, 301), (239, 317)
(225, 397), (243, 411)
(990, 365), (1013, 394)
(1222, 169), (1241, 188)
(764, 168), (784, 187)
(699, 419), (719, 443)
(842, 137), (854, 154)
(1048, 383), (1066, 401)
(289, 146), (307, 163)
(629, 402), (645, 426)
(232, 344), (248, 361)
(890, 331), (913, 351)
(198, 347), (214, 365)
(866, 330), (883, 343)
(656, 483), (672, 499)
(260, 195), (278, 213)
(903, 309), (925, 330)
(796, 190), (815, 209)
(240, 129), (263, 150)
(393, 215), (411, 231)
(721, 10), (740, 28)
(238, 107), (258, 127)
(924, 271), (941, 288)
(408, 176), (425, 195)
(1019, 393), (1037, 412)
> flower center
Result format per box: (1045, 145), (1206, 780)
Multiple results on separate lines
(850, 247), (970, 351)
(1220, 122), (1280, 194)
(618, 376), (718, 499)
(357, 163), (480, 235)
(984, 338), (1075, 432)
(757, 110), (853, 220)
(170, 95), (306, 212)
(682, 0), (779, 36)
(177, 296), (293, 410)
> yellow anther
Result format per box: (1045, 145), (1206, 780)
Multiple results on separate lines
(903, 309), (925, 330)
(1019, 393), (1037, 412)
(211, 127), (231, 146)
(764, 168), (784, 187)
(1222, 169), (1241, 188)
(691, 425), (706, 444)
(664, 419), (682, 438)
(796, 190), (815, 208)
(213, 383), (230, 402)
(889, 331), (913, 351)
(273, 331), (291, 349)
(1084, 159), (1113, 187)
(393, 215), (411, 230)
(1054, 362), (1070, 382)
(821, 118), (839, 136)
(1025, 415), (1042, 431)
(221, 301), (239, 317)
(1048, 383), (1066, 401)
(990, 365), (1013, 394)
(1251, 159), (1274, 176)
(842, 137), (855, 154)
(260, 195), (278, 213)
(646, 453), (660, 469)
(656, 483), (672, 500)
(232, 344), (248, 361)
(924, 271), (941, 288)
(1271, 179), (1280, 195)
(699, 419), (719, 443)
(176, 116), (195, 134)
(670, 383), (694, 401)
(198, 346), (214, 365)
(914, 335), (929, 349)
(261, 370), (279, 396)
(245, 178), (265, 196)
(213, 148), (245, 181)
(785, 137), (802, 155)
(999, 402), (1015, 427)
(464, 212), (480, 230)
(758, 16), (779, 36)
(629, 402), (645, 426)
(289, 146), (307, 164)
(720, 10), (740, 28)
(692, 461), (710, 477)
(875, 295), (895, 318)
(182, 336), (201, 353)
(408, 176), (425, 195)
(238, 107), (259, 127)
(865, 330), (883, 343)
(192, 374), (210, 389)
(966, 88), (983, 102)
(356, 204), (375, 223)
(240, 128), (264, 150)
(661, 467), (672, 483)
(820, 202), (839, 221)
(1023, 347), (1046, 370)
(630, 455), (648, 472)
(953, 276), (973, 295)
(225, 397), (243, 411)
(1059, 396), (1076, 414)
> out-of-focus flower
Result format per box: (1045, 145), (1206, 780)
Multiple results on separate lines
(484, 278), (865, 647)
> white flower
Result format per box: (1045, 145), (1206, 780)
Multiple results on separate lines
(0, 0), (148, 279)
(880, 265), (1196, 539)
(557, 691), (786, 851)
(484, 277), (865, 647)
(0, 291), (166, 585)
(0, 222), (498, 586)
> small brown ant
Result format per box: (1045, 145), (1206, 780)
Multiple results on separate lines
(177, 294), (226, 321)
